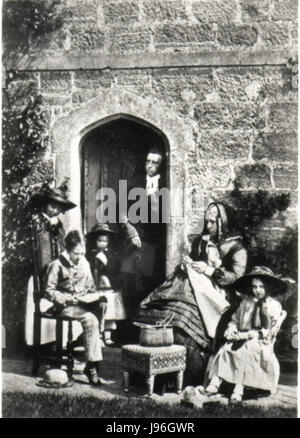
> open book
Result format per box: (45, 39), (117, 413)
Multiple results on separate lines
(77, 290), (113, 304)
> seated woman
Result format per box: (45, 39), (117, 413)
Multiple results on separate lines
(135, 202), (248, 386)
(206, 266), (287, 402)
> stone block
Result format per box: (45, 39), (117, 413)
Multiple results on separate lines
(72, 89), (99, 105)
(143, 0), (188, 22)
(152, 68), (214, 105)
(234, 163), (272, 189)
(64, 0), (98, 22)
(268, 103), (298, 130)
(193, 103), (264, 130)
(74, 70), (114, 89)
(258, 66), (298, 102)
(192, 0), (238, 23)
(270, 0), (298, 21)
(217, 24), (258, 46)
(188, 161), (233, 189)
(291, 23), (298, 42)
(155, 24), (215, 44)
(41, 93), (71, 106)
(109, 28), (151, 53)
(288, 190), (298, 209)
(202, 189), (234, 208)
(273, 164), (298, 189)
(215, 67), (264, 102)
(241, 0), (270, 22)
(253, 131), (297, 161)
(216, 66), (297, 103)
(116, 70), (152, 96)
(261, 22), (290, 47)
(198, 130), (250, 161)
(41, 72), (71, 92)
(103, 1), (139, 25)
(71, 24), (105, 52)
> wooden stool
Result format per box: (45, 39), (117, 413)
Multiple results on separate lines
(122, 344), (186, 397)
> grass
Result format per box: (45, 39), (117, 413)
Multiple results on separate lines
(2, 392), (297, 418)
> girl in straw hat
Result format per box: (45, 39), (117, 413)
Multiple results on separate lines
(86, 224), (126, 346)
(206, 266), (288, 402)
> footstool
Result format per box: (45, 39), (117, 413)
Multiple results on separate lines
(122, 344), (186, 397)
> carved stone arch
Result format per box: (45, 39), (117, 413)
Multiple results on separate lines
(51, 88), (192, 274)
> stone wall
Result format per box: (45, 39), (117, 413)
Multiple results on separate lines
(3, 0), (298, 69)
(3, 0), (298, 255)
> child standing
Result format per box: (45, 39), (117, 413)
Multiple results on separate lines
(86, 224), (124, 346)
(206, 266), (287, 402)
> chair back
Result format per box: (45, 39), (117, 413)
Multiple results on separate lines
(270, 310), (287, 346)
(31, 222), (60, 312)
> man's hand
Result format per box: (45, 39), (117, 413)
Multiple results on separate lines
(131, 236), (142, 248)
(66, 296), (78, 306)
(191, 261), (208, 274)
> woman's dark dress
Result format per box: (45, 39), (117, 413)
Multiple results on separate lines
(135, 233), (247, 387)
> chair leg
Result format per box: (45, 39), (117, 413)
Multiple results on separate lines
(66, 321), (74, 379)
(32, 312), (41, 377)
(55, 319), (63, 369)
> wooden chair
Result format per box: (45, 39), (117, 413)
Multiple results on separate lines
(204, 309), (287, 389)
(31, 225), (75, 379)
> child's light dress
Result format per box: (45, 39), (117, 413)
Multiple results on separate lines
(208, 295), (283, 393)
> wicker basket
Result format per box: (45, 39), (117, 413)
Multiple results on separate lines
(139, 325), (174, 347)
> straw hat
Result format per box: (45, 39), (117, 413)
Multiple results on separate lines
(37, 369), (73, 389)
(233, 266), (288, 296)
(32, 183), (76, 212)
(86, 223), (115, 238)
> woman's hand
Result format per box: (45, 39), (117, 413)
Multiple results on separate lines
(182, 255), (193, 266)
(191, 261), (208, 274)
(248, 330), (259, 340)
(225, 325), (238, 341)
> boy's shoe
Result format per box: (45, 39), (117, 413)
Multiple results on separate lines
(104, 337), (115, 346)
(84, 363), (102, 386)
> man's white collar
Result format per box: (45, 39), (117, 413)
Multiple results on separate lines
(146, 174), (160, 182)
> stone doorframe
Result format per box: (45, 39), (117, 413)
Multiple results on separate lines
(51, 88), (193, 275)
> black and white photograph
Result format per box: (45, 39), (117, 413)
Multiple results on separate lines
(1, 0), (298, 420)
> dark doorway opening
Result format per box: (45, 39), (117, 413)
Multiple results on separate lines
(81, 115), (169, 321)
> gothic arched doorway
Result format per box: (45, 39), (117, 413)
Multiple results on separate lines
(80, 114), (169, 316)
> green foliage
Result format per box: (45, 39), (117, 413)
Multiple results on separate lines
(2, 79), (54, 349)
(230, 187), (296, 275)
(231, 187), (291, 240)
(3, 83), (49, 186)
(2, 0), (69, 60)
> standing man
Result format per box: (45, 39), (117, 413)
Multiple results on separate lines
(45, 230), (103, 386)
(120, 148), (167, 316)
